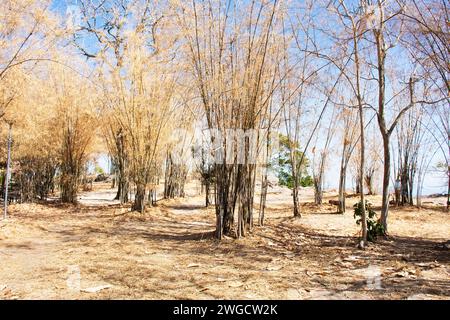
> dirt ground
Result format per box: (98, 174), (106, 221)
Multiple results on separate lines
(0, 182), (448, 300)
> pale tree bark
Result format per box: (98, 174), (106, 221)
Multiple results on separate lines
(336, 0), (368, 244)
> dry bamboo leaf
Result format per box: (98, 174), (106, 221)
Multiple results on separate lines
(344, 256), (359, 262)
(394, 271), (409, 278)
(228, 281), (244, 288)
(266, 265), (283, 271)
(187, 263), (200, 268)
(306, 270), (315, 277)
(81, 284), (113, 293)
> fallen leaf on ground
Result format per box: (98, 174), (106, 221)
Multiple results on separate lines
(306, 270), (315, 277)
(394, 271), (409, 277)
(187, 263), (200, 268)
(266, 265), (283, 271)
(228, 281), (244, 288)
(344, 256), (359, 262)
(81, 284), (113, 293)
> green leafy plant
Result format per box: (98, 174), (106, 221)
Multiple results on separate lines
(272, 133), (313, 189)
(353, 201), (385, 242)
(94, 165), (105, 175)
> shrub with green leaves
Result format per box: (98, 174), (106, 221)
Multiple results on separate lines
(353, 201), (385, 242)
(272, 133), (313, 189)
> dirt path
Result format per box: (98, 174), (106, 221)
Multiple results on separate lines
(0, 184), (449, 299)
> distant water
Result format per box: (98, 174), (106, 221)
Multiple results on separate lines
(419, 171), (447, 196)
(94, 153), (448, 196)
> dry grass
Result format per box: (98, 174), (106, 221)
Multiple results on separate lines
(0, 183), (448, 300)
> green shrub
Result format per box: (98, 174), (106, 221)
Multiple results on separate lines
(273, 133), (313, 189)
(353, 200), (385, 242)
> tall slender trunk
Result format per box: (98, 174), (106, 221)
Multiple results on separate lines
(237, 165), (246, 238)
(116, 171), (129, 203)
(353, 24), (367, 245)
(248, 163), (256, 231)
(292, 185), (301, 217)
(447, 168), (450, 212)
(111, 171), (116, 189)
(205, 179), (211, 207)
(3, 124), (12, 218)
(314, 156), (326, 205)
(292, 155), (301, 217)
(416, 173), (422, 208)
(380, 133), (391, 232)
(114, 131), (128, 203)
(314, 176), (323, 205)
(375, 25), (390, 234)
(147, 187), (153, 207)
(358, 105), (367, 244)
(338, 154), (347, 213)
(408, 170), (414, 206)
(259, 170), (268, 226)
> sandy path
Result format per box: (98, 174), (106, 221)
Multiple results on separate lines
(0, 183), (449, 299)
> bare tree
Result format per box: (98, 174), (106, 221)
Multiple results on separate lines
(399, 0), (449, 210)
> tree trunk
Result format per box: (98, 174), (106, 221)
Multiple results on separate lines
(380, 133), (391, 233)
(164, 152), (187, 199)
(205, 179), (211, 207)
(338, 160), (347, 214)
(214, 164), (236, 239)
(248, 163), (256, 231)
(314, 175), (323, 205)
(61, 174), (78, 204)
(314, 156), (325, 205)
(416, 173), (422, 208)
(147, 187), (157, 206)
(111, 173), (116, 189)
(114, 130), (129, 203)
(408, 171), (414, 206)
(115, 173), (129, 203)
(355, 175), (361, 194)
(375, 23), (389, 236)
(354, 27), (367, 246)
(292, 185), (301, 217)
(259, 171), (268, 226)
(358, 106), (367, 245)
(292, 152), (302, 217)
(447, 168), (450, 212)
(132, 183), (146, 213)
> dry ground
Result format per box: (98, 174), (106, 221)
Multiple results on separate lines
(0, 182), (448, 300)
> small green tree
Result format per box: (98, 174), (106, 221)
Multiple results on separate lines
(272, 133), (313, 189)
